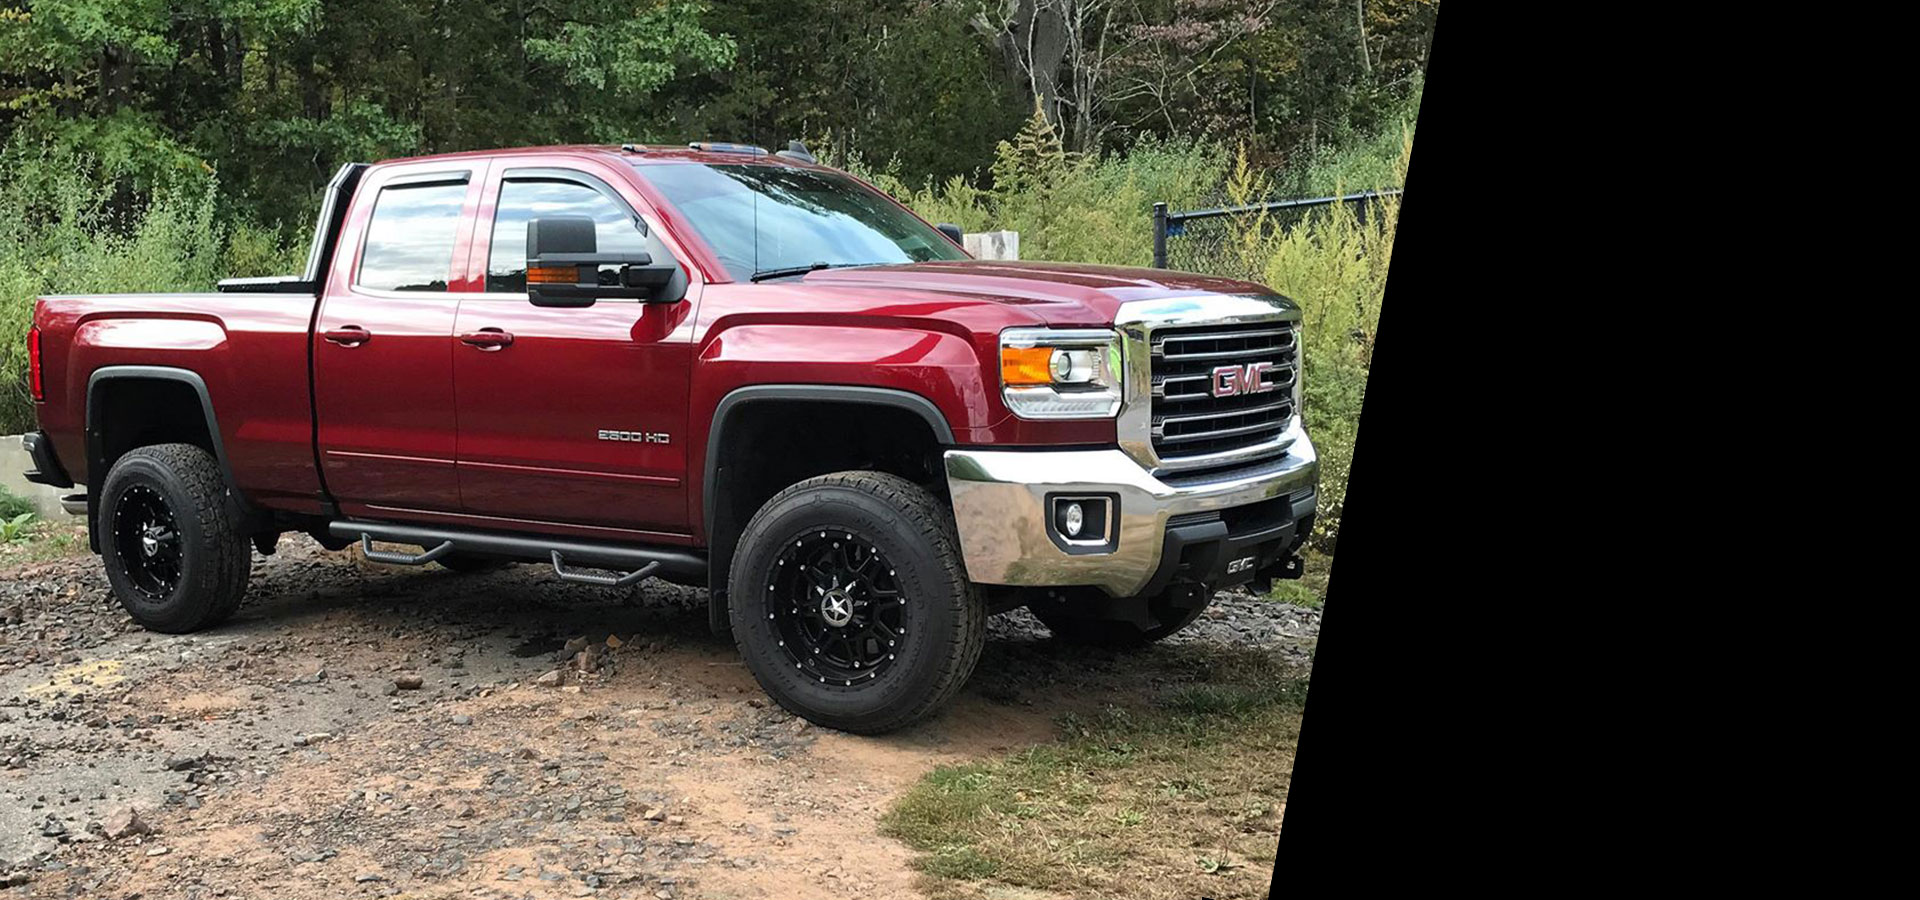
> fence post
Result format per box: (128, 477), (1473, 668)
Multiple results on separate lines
(1151, 202), (1168, 269)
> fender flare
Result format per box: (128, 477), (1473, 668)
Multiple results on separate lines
(84, 365), (249, 549)
(701, 384), (956, 634)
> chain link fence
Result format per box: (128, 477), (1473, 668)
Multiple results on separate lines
(1151, 190), (1402, 279)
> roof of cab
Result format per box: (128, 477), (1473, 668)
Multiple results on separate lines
(372, 144), (819, 169)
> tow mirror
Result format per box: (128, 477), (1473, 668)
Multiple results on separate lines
(526, 215), (683, 307)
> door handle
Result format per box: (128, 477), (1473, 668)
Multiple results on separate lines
(322, 326), (371, 347)
(460, 328), (514, 350)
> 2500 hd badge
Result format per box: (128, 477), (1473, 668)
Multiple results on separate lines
(597, 429), (670, 444)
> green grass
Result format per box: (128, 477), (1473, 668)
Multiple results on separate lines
(1263, 549), (1333, 609)
(883, 648), (1307, 900)
(0, 519), (88, 563)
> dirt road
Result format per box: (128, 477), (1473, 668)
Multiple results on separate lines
(0, 536), (1319, 899)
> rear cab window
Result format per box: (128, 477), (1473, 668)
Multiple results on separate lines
(356, 179), (470, 292)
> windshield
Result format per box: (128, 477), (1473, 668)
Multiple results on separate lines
(630, 162), (966, 281)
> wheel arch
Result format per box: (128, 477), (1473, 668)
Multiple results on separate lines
(701, 384), (956, 635)
(85, 366), (248, 551)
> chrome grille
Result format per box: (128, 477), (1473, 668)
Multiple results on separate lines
(1149, 322), (1297, 464)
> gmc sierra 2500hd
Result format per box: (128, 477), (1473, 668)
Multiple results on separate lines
(21, 141), (1317, 733)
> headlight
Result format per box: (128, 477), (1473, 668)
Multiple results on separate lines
(999, 327), (1122, 419)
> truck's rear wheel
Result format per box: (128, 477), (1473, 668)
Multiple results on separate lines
(98, 444), (251, 634)
(728, 471), (984, 734)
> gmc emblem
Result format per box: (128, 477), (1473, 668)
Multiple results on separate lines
(1210, 362), (1279, 398)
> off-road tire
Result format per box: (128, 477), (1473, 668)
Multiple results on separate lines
(1029, 595), (1211, 648)
(728, 471), (985, 734)
(436, 552), (512, 574)
(98, 443), (251, 633)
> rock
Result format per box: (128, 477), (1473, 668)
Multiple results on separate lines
(145, 846), (170, 857)
(394, 673), (425, 690)
(535, 670), (564, 688)
(39, 815), (67, 837)
(450, 714), (473, 726)
(642, 807), (666, 822)
(163, 755), (203, 771)
(605, 634), (624, 649)
(355, 873), (387, 883)
(666, 815), (685, 826)
(561, 637), (590, 656)
(102, 807), (152, 840)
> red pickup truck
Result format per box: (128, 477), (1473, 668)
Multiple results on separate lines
(21, 142), (1318, 733)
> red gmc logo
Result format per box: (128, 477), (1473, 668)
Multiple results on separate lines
(1211, 362), (1279, 398)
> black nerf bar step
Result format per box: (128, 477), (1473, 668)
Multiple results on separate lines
(358, 535), (453, 566)
(330, 520), (704, 584)
(550, 552), (660, 588)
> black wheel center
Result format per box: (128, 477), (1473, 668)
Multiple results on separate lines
(766, 530), (906, 686)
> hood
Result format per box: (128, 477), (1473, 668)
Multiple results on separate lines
(794, 260), (1280, 326)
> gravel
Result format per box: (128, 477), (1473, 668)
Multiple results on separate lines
(1, 533), (1320, 896)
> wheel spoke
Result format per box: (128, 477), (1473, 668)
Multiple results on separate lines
(769, 528), (905, 684)
(113, 485), (183, 600)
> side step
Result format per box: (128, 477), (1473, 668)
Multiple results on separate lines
(330, 520), (705, 586)
(359, 535), (453, 565)
(551, 552), (660, 588)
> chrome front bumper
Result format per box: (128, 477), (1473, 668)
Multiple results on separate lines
(943, 418), (1318, 596)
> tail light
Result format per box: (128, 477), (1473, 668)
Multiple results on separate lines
(28, 324), (44, 402)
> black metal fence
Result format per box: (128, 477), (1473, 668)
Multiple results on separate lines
(1151, 189), (1403, 273)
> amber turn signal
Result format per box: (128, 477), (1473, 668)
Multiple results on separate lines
(1001, 346), (1055, 386)
(526, 265), (577, 284)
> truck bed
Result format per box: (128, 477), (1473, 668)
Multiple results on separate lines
(31, 290), (328, 512)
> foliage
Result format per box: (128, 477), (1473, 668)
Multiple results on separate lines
(0, 483), (32, 519)
(1, 1), (1433, 225)
(0, 140), (304, 432)
(0, 510), (31, 541)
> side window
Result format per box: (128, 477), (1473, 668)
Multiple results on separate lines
(357, 181), (467, 292)
(488, 179), (649, 292)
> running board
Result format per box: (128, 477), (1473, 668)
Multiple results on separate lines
(359, 535), (453, 565)
(550, 552), (660, 588)
(330, 519), (706, 585)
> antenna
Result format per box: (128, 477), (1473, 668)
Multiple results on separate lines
(775, 140), (818, 164)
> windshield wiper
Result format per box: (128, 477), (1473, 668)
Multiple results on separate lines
(748, 261), (892, 282)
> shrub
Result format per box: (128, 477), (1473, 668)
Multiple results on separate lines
(0, 141), (304, 434)
(0, 484), (34, 519)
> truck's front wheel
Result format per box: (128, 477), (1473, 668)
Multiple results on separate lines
(98, 444), (251, 634)
(728, 472), (984, 734)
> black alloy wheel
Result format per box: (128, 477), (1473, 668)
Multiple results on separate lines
(97, 443), (252, 633)
(767, 529), (907, 687)
(111, 484), (183, 601)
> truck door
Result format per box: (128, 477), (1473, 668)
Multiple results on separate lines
(451, 163), (696, 538)
(313, 163), (483, 516)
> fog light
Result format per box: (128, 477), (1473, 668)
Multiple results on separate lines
(1062, 502), (1084, 537)
(1049, 495), (1112, 550)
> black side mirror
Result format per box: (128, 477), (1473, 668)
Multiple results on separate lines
(936, 223), (964, 245)
(527, 215), (684, 307)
